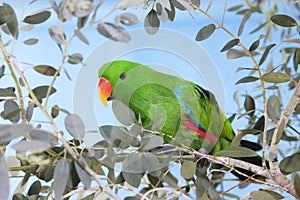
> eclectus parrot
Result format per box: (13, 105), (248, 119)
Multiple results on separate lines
(98, 60), (263, 179)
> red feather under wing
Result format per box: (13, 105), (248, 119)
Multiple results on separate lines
(182, 118), (217, 145)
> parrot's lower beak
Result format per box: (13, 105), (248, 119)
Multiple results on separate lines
(98, 77), (112, 106)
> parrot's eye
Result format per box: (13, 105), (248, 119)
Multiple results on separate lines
(120, 72), (126, 80)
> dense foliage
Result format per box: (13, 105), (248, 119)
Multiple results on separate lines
(0, 0), (299, 199)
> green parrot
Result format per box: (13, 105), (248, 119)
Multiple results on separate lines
(98, 60), (263, 179)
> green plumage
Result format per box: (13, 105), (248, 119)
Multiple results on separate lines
(98, 60), (235, 154)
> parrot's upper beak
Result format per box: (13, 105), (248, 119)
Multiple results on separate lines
(98, 77), (112, 106)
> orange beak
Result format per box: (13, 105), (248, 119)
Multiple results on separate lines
(98, 77), (112, 107)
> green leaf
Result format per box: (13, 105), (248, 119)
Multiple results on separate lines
(180, 161), (196, 179)
(99, 125), (134, 149)
(141, 153), (161, 177)
(144, 9), (160, 35)
(249, 38), (260, 52)
(259, 190), (285, 199)
(122, 154), (142, 187)
(261, 72), (290, 83)
(295, 174), (300, 197)
(33, 65), (58, 76)
(282, 38), (300, 43)
(228, 5), (243, 11)
(64, 114), (85, 141)
(51, 105), (59, 118)
(235, 76), (259, 84)
(75, 29), (89, 45)
(28, 180), (41, 196)
(216, 146), (257, 157)
(267, 95), (281, 120)
(166, 2), (175, 21)
(226, 49), (247, 59)
(279, 153), (300, 174)
(259, 44), (276, 65)
(23, 10), (51, 24)
(270, 14), (297, 27)
(97, 22), (131, 42)
(275, 119), (285, 144)
(140, 135), (164, 151)
(2, 100), (20, 123)
(195, 24), (216, 41)
(0, 3), (19, 39)
(31, 85), (56, 100)
(67, 53), (83, 65)
(23, 38), (39, 45)
(220, 38), (240, 52)
(251, 190), (276, 200)
(238, 11), (251, 36)
(244, 95), (255, 117)
(0, 65), (4, 79)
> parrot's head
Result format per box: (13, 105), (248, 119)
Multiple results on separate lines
(98, 60), (142, 106)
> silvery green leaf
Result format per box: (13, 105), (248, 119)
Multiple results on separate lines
(117, 13), (139, 25)
(144, 9), (160, 35)
(23, 9), (51, 24)
(0, 124), (32, 143)
(11, 140), (51, 153)
(3, 100), (20, 123)
(112, 100), (135, 126)
(140, 135), (164, 151)
(97, 22), (131, 42)
(54, 158), (69, 200)
(64, 114), (85, 140)
(114, 0), (144, 10)
(0, 156), (9, 200)
(75, 161), (91, 188)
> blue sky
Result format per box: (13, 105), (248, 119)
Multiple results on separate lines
(2, 0), (295, 199)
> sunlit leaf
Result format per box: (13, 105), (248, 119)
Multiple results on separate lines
(33, 65), (58, 76)
(75, 29), (89, 45)
(114, 0), (144, 10)
(54, 158), (69, 200)
(23, 38), (39, 45)
(275, 119), (285, 144)
(51, 105), (59, 118)
(117, 13), (139, 25)
(251, 190), (276, 200)
(238, 11), (251, 36)
(23, 10), (51, 24)
(261, 72), (290, 83)
(195, 24), (216, 41)
(144, 9), (160, 35)
(68, 53), (83, 64)
(220, 38), (240, 52)
(0, 156), (9, 200)
(97, 22), (131, 42)
(75, 161), (91, 188)
(259, 44), (276, 65)
(270, 14), (297, 27)
(216, 147), (257, 157)
(64, 114), (85, 140)
(235, 76), (259, 84)
(180, 161), (196, 179)
(267, 95), (281, 120)
(279, 153), (300, 174)
(226, 49), (247, 59)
